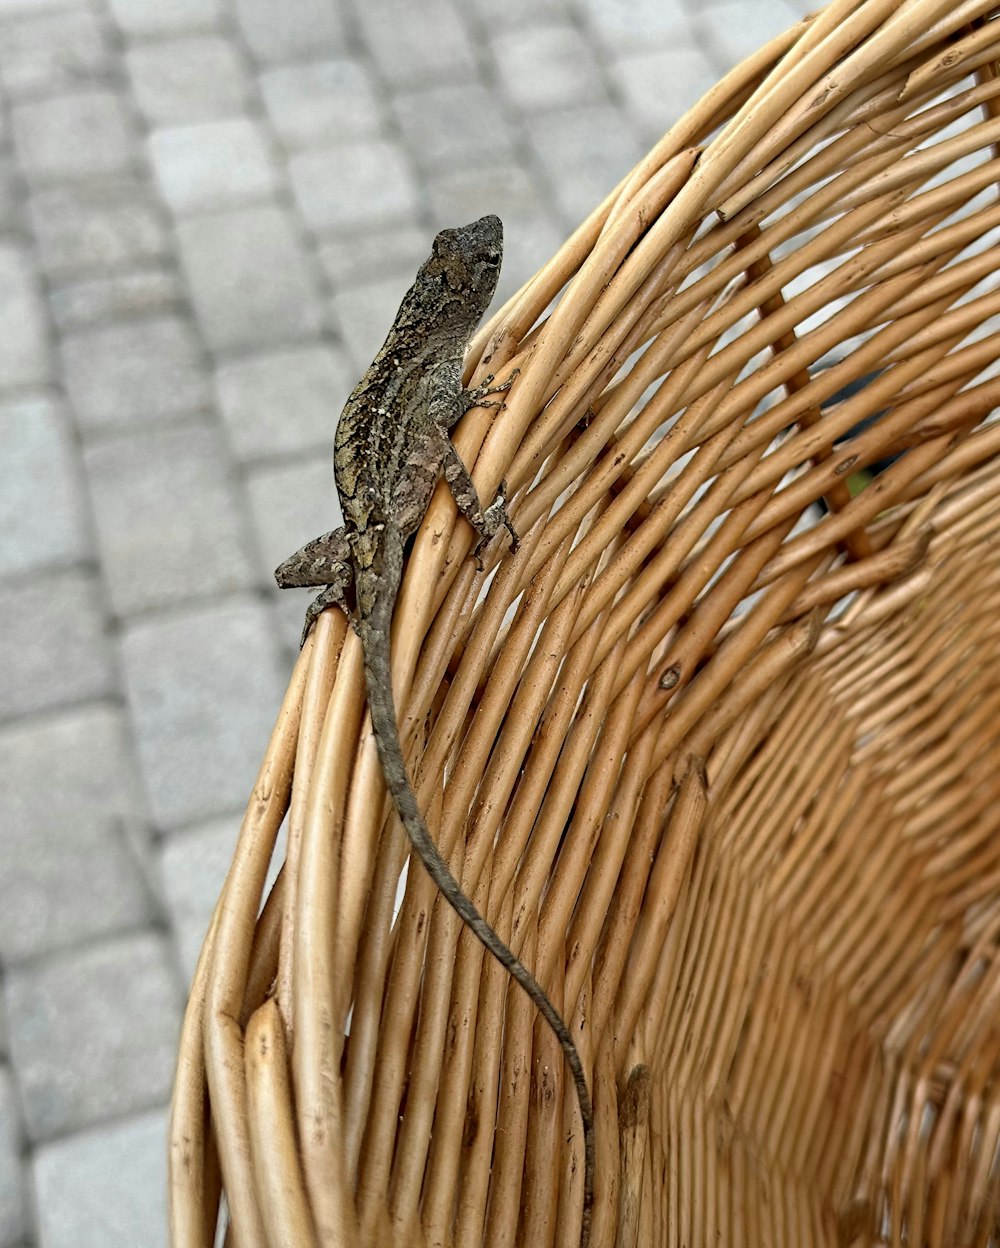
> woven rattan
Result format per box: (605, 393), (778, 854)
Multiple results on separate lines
(170, 1), (1000, 1244)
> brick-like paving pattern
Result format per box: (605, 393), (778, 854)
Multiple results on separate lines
(0, 0), (809, 1241)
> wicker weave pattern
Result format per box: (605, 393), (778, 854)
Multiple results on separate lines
(641, 467), (1000, 1247)
(171, 2), (1000, 1244)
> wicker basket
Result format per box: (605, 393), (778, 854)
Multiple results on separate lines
(170, 1), (1000, 1244)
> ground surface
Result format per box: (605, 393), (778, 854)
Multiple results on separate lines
(0, 0), (811, 1241)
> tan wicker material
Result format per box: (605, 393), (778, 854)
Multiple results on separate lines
(169, 1), (1000, 1244)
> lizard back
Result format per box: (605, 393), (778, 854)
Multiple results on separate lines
(334, 215), (504, 541)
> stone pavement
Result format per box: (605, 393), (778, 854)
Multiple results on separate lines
(0, 0), (809, 1242)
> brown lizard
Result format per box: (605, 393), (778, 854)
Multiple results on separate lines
(274, 215), (594, 1244)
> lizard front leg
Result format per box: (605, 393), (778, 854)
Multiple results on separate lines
(438, 436), (519, 566)
(274, 526), (355, 644)
(455, 367), (520, 423)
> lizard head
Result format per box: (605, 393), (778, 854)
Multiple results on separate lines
(422, 214), (504, 323)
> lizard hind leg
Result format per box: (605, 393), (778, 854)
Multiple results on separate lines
(456, 366), (520, 422)
(273, 526), (355, 645)
(299, 582), (351, 647)
(483, 479), (519, 554)
(274, 526), (352, 589)
(439, 438), (519, 569)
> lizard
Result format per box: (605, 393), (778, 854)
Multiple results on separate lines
(274, 214), (594, 1245)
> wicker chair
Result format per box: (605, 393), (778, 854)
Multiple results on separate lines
(170, 1), (1000, 1243)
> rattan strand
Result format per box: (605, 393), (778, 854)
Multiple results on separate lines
(171, 1), (1000, 1243)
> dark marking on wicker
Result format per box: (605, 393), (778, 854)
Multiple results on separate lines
(659, 662), (683, 690)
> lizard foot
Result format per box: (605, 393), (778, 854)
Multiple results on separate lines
(300, 582), (350, 648)
(273, 526), (354, 647)
(475, 480), (519, 568)
(298, 581), (352, 648)
(462, 367), (520, 413)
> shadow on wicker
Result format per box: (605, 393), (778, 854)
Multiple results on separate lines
(170, 1), (1000, 1244)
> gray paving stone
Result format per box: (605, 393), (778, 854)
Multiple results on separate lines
(0, 1067), (27, 1247)
(107, 0), (221, 36)
(84, 423), (256, 618)
(0, 395), (88, 579)
(467, 0), (569, 25)
(578, 0), (690, 52)
(390, 83), (515, 172)
(525, 104), (644, 225)
(0, 571), (114, 721)
(215, 343), (353, 460)
(328, 270), (417, 372)
(317, 221), (430, 290)
(426, 162), (547, 230)
(0, 8), (113, 100)
(0, 163), (22, 236)
(5, 935), (180, 1142)
(175, 205), (323, 353)
(609, 45), (721, 141)
(159, 815), (285, 981)
(29, 179), (168, 277)
(125, 36), (250, 126)
(287, 140), (419, 235)
(120, 596), (286, 828)
(11, 90), (136, 185)
(0, 706), (152, 964)
(49, 266), (184, 332)
(353, 0), (478, 89)
(247, 454), (339, 643)
(0, 244), (50, 389)
(60, 316), (209, 432)
(157, 817), (231, 981)
(33, 1108), (168, 1248)
(245, 454), (338, 592)
(234, 0), (345, 63)
(148, 119), (277, 214)
(696, 0), (802, 72)
(491, 23), (607, 113)
(0, 0), (73, 13)
(478, 212), (568, 306)
(258, 59), (380, 150)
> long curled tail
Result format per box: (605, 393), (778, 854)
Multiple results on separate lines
(360, 597), (594, 1247)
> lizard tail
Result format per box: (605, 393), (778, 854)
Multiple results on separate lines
(360, 588), (595, 1248)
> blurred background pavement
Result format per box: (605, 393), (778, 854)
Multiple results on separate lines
(0, 0), (810, 1242)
